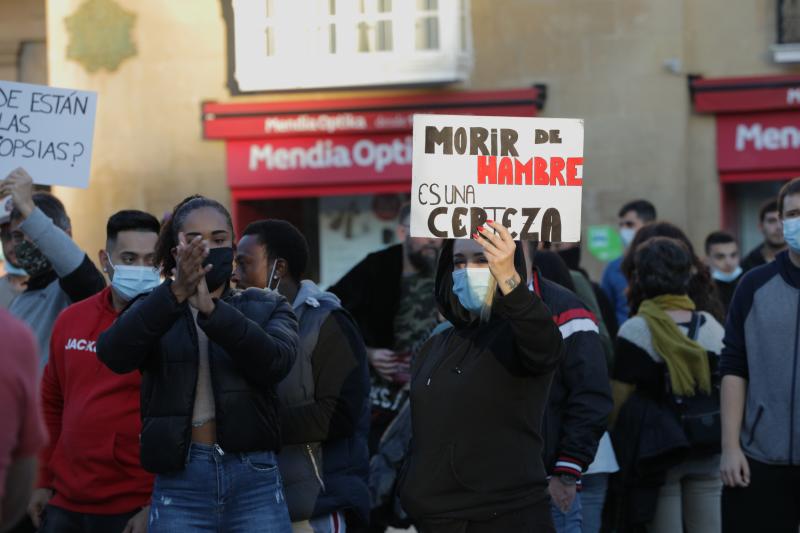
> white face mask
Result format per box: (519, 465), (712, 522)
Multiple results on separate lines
(108, 258), (161, 301)
(784, 217), (800, 254)
(712, 266), (743, 283)
(620, 227), (636, 247)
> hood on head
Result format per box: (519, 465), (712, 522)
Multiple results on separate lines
(435, 238), (529, 328)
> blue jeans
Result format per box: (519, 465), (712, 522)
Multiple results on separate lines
(550, 492), (582, 533)
(580, 473), (609, 533)
(38, 504), (137, 533)
(149, 442), (291, 532)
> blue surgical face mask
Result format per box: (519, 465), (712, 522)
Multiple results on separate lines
(109, 259), (161, 301)
(620, 227), (636, 248)
(3, 261), (27, 277)
(784, 217), (800, 254)
(712, 266), (742, 283)
(452, 268), (493, 313)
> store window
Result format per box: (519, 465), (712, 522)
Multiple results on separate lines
(235, 194), (406, 287)
(774, 0), (800, 62)
(226, 0), (473, 92)
(730, 181), (786, 253)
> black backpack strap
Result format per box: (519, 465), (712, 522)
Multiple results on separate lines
(687, 311), (701, 341)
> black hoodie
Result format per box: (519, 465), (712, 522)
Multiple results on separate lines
(398, 240), (564, 521)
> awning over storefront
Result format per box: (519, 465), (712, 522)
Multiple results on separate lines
(690, 74), (800, 184)
(202, 87), (546, 202)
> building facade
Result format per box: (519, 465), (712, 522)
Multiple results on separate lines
(2, 0), (799, 280)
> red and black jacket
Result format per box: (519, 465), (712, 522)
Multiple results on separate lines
(532, 271), (612, 482)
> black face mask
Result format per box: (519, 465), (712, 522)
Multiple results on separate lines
(203, 247), (234, 292)
(14, 240), (52, 279)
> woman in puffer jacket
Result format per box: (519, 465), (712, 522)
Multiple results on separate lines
(97, 195), (298, 533)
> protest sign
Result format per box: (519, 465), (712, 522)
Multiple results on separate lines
(410, 114), (584, 242)
(0, 80), (97, 188)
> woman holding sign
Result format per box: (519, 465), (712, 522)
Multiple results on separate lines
(398, 221), (564, 532)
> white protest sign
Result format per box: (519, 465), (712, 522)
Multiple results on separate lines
(411, 114), (584, 241)
(0, 80), (97, 188)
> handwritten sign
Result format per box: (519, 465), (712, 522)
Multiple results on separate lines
(0, 81), (97, 188)
(411, 114), (584, 242)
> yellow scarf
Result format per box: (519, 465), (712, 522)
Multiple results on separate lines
(637, 295), (710, 396)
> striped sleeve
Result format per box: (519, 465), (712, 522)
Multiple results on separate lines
(553, 455), (584, 478)
(554, 308), (599, 339)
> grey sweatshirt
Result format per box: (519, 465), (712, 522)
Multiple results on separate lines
(721, 251), (800, 465)
(8, 207), (105, 367)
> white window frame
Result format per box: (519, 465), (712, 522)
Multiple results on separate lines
(230, 0), (473, 92)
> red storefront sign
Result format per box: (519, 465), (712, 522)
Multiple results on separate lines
(693, 75), (800, 114)
(691, 75), (800, 184)
(226, 133), (413, 189)
(717, 111), (800, 179)
(202, 88), (545, 197)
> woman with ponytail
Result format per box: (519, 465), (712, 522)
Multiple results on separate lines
(97, 195), (298, 532)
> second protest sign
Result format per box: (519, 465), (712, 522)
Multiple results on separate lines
(411, 114), (584, 242)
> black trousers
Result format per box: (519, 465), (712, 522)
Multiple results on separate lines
(721, 457), (800, 533)
(38, 504), (138, 533)
(415, 500), (555, 533)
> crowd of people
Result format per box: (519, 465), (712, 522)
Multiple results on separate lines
(1, 163), (800, 533)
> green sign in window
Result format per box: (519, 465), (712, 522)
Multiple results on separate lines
(587, 225), (624, 262)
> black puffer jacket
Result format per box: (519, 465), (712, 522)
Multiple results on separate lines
(398, 240), (563, 521)
(97, 281), (298, 474)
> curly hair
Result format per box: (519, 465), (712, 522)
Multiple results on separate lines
(621, 221), (725, 321)
(153, 195), (233, 276)
(631, 237), (692, 299)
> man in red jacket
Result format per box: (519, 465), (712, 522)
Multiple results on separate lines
(27, 210), (161, 533)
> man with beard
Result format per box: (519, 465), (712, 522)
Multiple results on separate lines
(741, 199), (786, 272)
(330, 204), (440, 532)
(1, 168), (105, 366)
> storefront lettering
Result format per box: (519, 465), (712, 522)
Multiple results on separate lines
(248, 136), (412, 173)
(263, 113), (368, 134)
(788, 88), (800, 105)
(735, 123), (800, 151)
